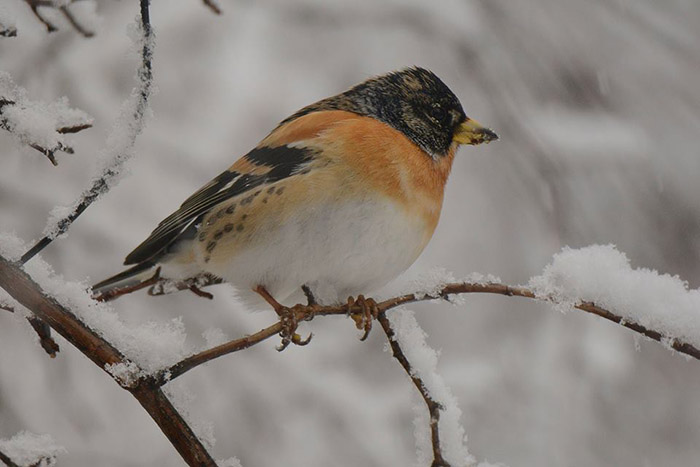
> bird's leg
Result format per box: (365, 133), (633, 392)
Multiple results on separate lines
(346, 294), (380, 341)
(254, 285), (313, 351)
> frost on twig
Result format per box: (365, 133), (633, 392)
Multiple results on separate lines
(380, 309), (477, 467)
(21, 4), (155, 263)
(0, 72), (93, 166)
(0, 431), (66, 467)
(0, 6), (17, 37)
(23, 0), (97, 37)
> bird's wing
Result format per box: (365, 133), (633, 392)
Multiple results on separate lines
(123, 110), (357, 265)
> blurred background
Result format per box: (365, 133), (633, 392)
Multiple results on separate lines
(1, 0), (700, 465)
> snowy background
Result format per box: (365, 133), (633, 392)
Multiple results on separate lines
(2, 0), (700, 465)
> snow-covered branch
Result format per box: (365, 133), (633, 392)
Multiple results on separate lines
(0, 73), (93, 166)
(4, 234), (700, 465)
(0, 431), (65, 467)
(20, 0), (155, 264)
(0, 253), (217, 466)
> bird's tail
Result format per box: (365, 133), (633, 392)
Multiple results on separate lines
(91, 261), (158, 302)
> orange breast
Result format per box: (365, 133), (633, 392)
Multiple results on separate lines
(317, 114), (456, 236)
(256, 109), (456, 241)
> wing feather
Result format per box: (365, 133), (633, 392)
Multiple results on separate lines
(124, 145), (316, 265)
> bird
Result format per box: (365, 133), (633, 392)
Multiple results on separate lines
(92, 67), (497, 327)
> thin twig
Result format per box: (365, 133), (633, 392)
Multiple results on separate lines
(20, 0), (154, 264)
(27, 316), (60, 357)
(59, 5), (94, 38)
(159, 281), (700, 384)
(378, 313), (449, 467)
(0, 449), (19, 467)
(202, 0), (222, 15)
(2, 295), (59, 356)
(158, 323), (283, 384)
(0, 99), (91, 166)
(23, 0), (94, 36)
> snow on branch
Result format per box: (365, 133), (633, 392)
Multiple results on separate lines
(0, 431), (65, 467)
(380, 310), (475, 467)
(529, 244), (700, 354)
(20, 0), (155, 264)
(0, 5), (17, 37)
(0, 72), (93, 166)
(4, 235), (700, 464)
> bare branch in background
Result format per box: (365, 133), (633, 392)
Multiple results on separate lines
(202, 0), (222, 15)
(23, 0), (95, 37)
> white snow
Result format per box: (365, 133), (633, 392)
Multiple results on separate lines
(0, 431), (66, 467)
(42, 15), (154, 239)
(163, 382), (216, 450)
(0, 72), (92, 158)
(529, 244), (700, 350)
(216, 457), (242, 467)
(387, 308), (477, 467)
(0, 4), (16, 36)
(202, 327), (228, 347)
(0, 232), (190, 375)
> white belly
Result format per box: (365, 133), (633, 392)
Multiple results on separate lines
(197, 197), (429, 307)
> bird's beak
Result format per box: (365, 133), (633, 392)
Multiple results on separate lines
(452, 118), (498, 146)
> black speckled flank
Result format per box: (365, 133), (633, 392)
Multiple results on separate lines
(277, 67), (468, 157)
(124, 145), (316, 265)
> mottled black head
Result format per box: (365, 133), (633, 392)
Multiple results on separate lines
(281, 67), (491, 157)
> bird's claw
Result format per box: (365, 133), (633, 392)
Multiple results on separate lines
(347, 295), (380, 341)
(276, 305), (313, 351)
(254, 286), (314, 351)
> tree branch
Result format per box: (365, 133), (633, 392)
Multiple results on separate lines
(156, 281), (700, 385)
(377, 313), (449, 467)
(0, 98), (91, 167)
(20, 0), (154, 264)
(0, 255), (217, 466)
(0, 449), (19, 467)
(27, 315), (60, 358)
(202, 0), (222, 15)
(23, 0), (95, 37)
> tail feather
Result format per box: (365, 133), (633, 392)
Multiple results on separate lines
(91, 261), (157, 301)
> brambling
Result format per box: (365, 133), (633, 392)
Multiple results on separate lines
(93, 67), (497, 313)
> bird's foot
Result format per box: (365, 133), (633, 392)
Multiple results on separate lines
(346, 294), (380, 341)
(254, 285), (313, 351)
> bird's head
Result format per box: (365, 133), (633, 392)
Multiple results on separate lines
(284, 67), (497, 158)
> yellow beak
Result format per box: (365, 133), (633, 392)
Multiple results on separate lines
(452, 118), (498, 145)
